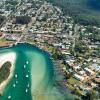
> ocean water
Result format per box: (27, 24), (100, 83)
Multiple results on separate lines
(0, 43), (75, 100)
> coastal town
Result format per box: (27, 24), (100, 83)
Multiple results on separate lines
(0, 0), (100, 100)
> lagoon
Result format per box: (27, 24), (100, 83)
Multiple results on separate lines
(0, 43), (75, 100)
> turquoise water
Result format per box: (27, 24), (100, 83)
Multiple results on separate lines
(0, 43), (75, 100)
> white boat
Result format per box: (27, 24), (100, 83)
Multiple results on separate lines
(24, 65), (26, 68)
(25, 88), (28, 93)
(16, 80), (18, 84)
(26, 61), (29, 64)
(27, 83), (29, 87)
(13, 84), (16, 88)
(26, 74), (29, 78)
(15, 74), (18, 78)
(8, 95), (11, 99)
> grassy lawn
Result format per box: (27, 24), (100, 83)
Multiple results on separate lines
(66, 84), (75, 90)
(0, 38), (6, 42)
(48, 46), (55, 53)
(77, 89), (84, 95)
(67, 77), (81, 85)
(0, 38), (14, 46)
(66, 77), (85, 95)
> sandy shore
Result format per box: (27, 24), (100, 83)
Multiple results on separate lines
(0, 52), (16, 94)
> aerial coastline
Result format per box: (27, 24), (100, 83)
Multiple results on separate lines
(0, 0), (99, 100)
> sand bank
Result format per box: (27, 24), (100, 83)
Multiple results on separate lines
(0, 52), (16, 94)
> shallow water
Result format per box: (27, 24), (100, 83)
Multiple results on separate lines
(0, 43), (75, 100)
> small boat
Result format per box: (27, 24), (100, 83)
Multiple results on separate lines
(27, 83), (29, 87)
(26, 61), (29, 64)
(13, 84), (16, 88)
(8, 95), (11, 99)
(16, 80), (18, 84)
(25, 89), (28, 93)
(15, 74), (18, 78)
(26, 74), (29, 78)
(24, 65), (26, 68)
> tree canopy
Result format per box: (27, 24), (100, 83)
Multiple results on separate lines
(15, 16), (31, 24)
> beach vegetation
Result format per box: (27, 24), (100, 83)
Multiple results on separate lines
(0, 61), (12, 84)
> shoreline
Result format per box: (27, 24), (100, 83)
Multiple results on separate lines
(0, 52), (16, 94)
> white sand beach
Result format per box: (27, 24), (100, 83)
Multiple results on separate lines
(0, 52), (16, 94)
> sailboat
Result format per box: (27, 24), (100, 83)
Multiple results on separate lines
(8, 95), (11, 99)
(13, 84), (16, 88)
(15, 74), (18, 78)
(24, 65), (26, 68)
(26, 61), (29, 64)
(27, 83), (29, 87)
(25, 88), (28, 93)
(26, 74), (29, 78)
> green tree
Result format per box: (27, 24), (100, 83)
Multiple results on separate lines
(82, 91), (99, 100)
(15, 16), (31, 24)
(75, 41), (89, 54)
